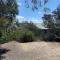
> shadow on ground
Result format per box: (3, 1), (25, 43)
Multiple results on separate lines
(0, 48), (10, 60)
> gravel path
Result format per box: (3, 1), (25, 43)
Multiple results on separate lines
(1, 41), (60, 60)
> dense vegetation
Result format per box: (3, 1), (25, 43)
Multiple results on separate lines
(0, 0), (60, 43)
(0, 0), (41, 43)
(0, 0), (18, 43)
(42, 4), (60, 41)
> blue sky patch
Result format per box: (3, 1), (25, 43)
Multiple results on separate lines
(16, 0), (60, 23)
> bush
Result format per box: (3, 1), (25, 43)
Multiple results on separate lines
(0, 21), (42, 43)
(15, 29), (34, 42)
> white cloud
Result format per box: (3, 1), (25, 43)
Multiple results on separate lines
(17, 2), (22, 6)
(16, 15), (27, 22)
(17, 0), (22, 6)
(38, 11), (42, 14)
(29, 18), (43, 23)
(16, 15), (24, 19)
(16, 15), (43, 23)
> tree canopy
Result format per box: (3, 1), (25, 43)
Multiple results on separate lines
(0, 0), (18, 17)
(25, 0), (48, 11)
(43, 4), (60, 29)
(0, 0), (18, 43)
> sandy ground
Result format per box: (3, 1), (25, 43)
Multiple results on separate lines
(1, 41), (60, 60)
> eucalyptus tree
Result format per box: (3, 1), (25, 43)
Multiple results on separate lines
(42, 4), (60, 29)
(0, 0), (18, 17)
(25, 0), (48, 11)
(42, 4), (60, 41)
(52, 4), (60, 29)
(0, 0), (18, 42)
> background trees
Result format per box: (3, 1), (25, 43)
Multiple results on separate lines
(42, 4), (60, 41)
(0, 0), (41, 43)
(0, 0), (60, 43)
(14, 21), (41, 42)
(43, 5), (60, 29)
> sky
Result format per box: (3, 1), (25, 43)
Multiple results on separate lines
(16, 0), (60, 23)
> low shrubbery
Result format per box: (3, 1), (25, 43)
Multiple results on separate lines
(0, 21), (47, 43)
(0, 26), (35, 43)
(16, 29), (34, 42)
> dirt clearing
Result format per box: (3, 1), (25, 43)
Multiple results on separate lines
(1, 41), (60, 60)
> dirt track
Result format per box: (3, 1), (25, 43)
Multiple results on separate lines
(1, 41), (60, 60)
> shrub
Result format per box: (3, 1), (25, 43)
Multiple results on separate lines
(14, 28), (34, 42)
(20, 31), (34, 42)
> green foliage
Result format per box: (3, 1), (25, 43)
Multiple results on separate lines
(20, 21), (41, 36)
(4, 21), (41, 43)
(0, 0), (49, 43)
(0, 0), (18, 17)
(0, 0), (18, 44)
(14, 29), (34, 42)
(42, 5), (60, 41)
